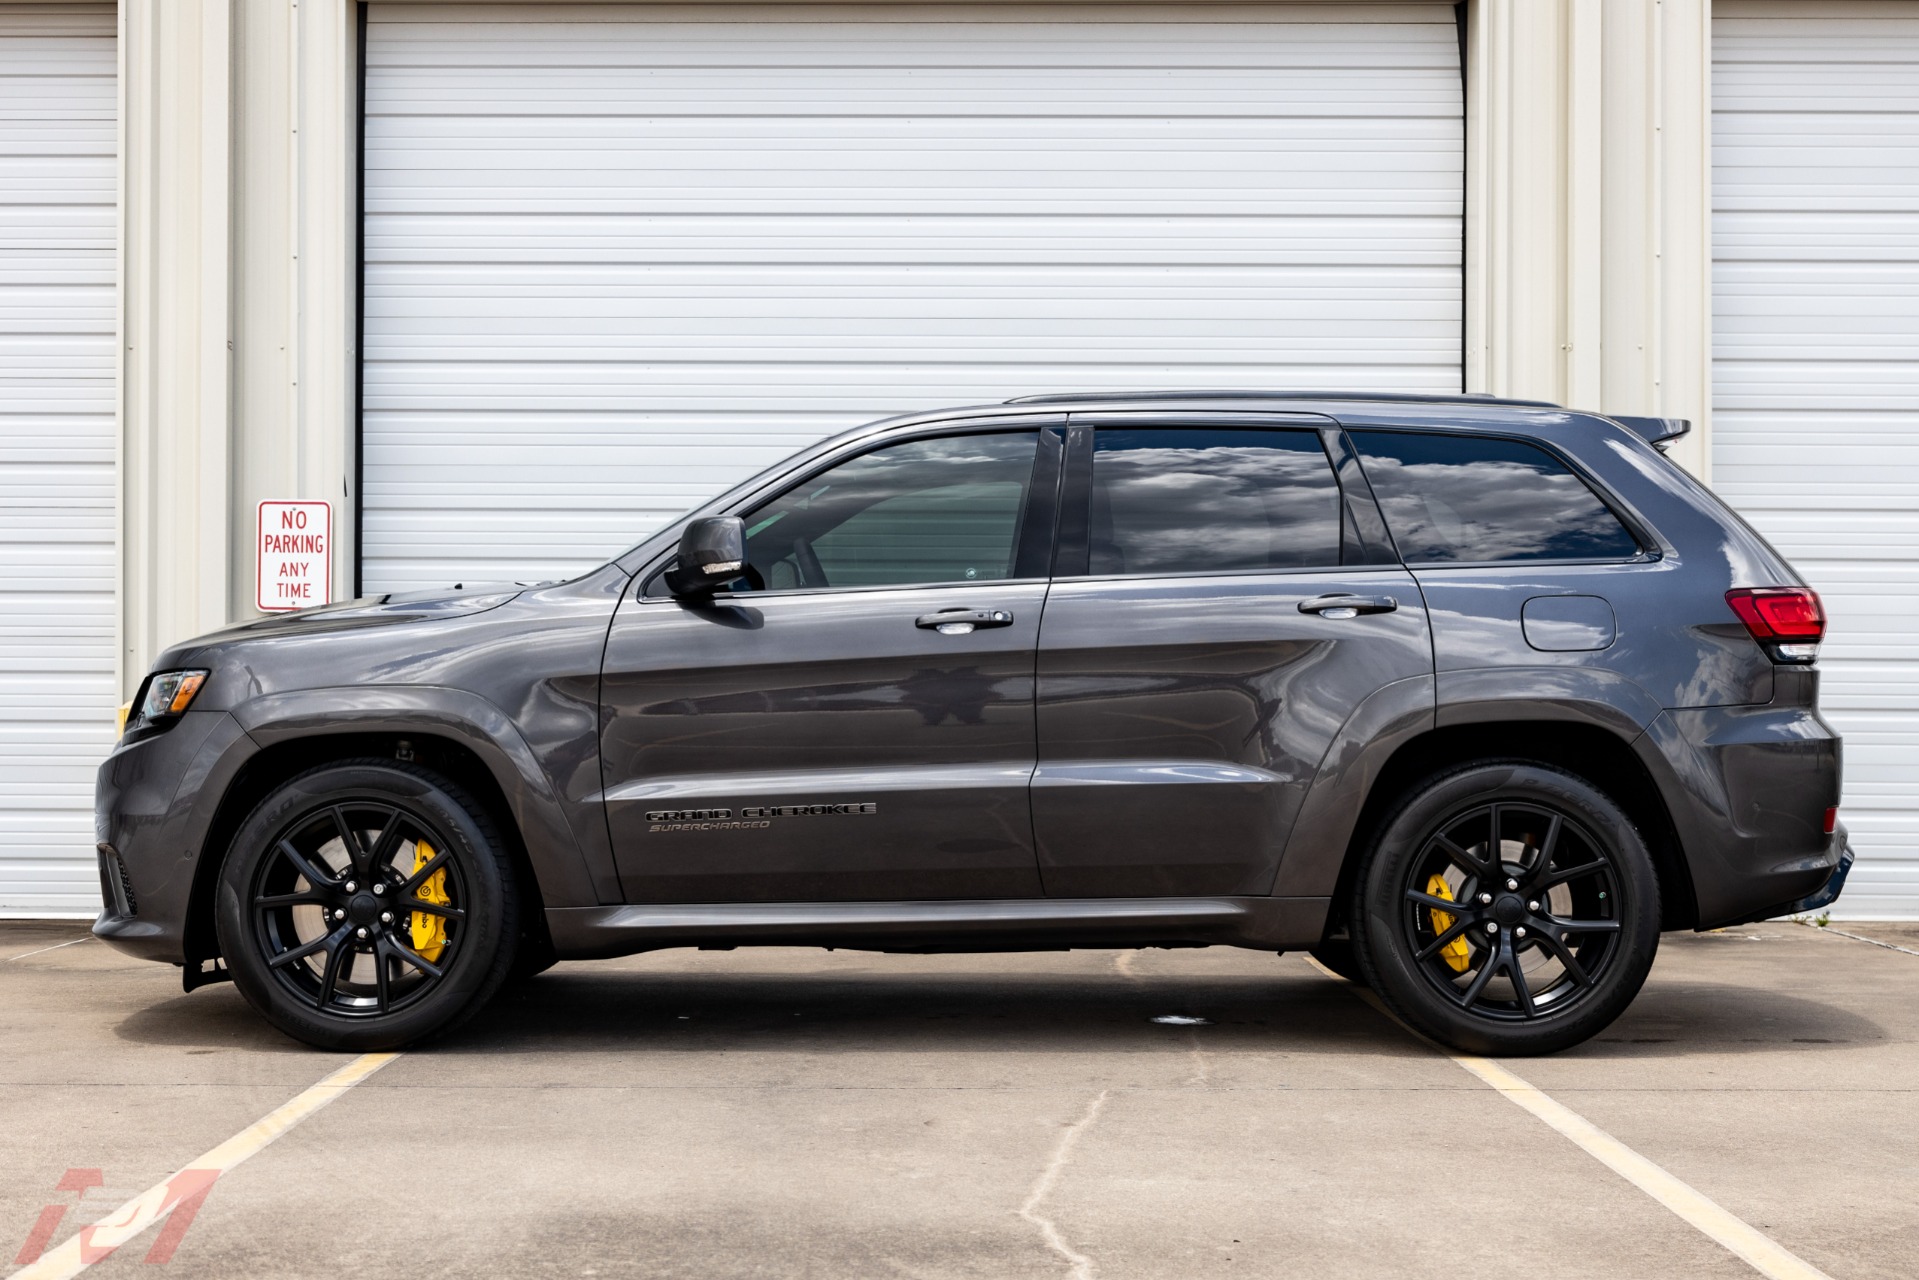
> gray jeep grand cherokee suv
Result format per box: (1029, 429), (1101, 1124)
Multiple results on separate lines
(95, 392), (1851, 1055)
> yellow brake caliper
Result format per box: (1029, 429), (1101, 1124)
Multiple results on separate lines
(1426, 874), (1473, 973)
(408, 841), (450, 963)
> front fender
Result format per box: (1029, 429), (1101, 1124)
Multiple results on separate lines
(233, 686), (616, 907)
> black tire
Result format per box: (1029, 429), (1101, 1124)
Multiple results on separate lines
(1308, 939), (1368, 986)
(215, 760), (520, 1051)
(1349, 761), (1660, 1056)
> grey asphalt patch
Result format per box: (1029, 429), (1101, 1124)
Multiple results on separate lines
(3, 926), (1914, 1278)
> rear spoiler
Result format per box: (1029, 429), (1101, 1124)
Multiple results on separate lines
(1609, 415), (1692, 448)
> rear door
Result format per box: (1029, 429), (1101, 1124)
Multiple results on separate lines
(1033, 414), (1433, 897)
(600, 425), (1062, 902)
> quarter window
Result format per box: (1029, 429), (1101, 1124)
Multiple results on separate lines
(1350, 431), (1639, 564)
(1086, 428), (1342, 575)
(740, 432), (1039, 590)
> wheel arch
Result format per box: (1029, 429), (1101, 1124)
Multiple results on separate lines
(184, 696), (609, 967)
(1316, 722), (1697, 938)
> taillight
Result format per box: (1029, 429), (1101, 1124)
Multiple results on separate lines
(1726, 588), (1825, 663)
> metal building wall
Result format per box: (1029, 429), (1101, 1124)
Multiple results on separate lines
(0, 3), (117, 915)
(1713, 2), (1919, 917)
(359, 3), (1465, 591)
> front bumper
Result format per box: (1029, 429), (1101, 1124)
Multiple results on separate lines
(92, 711), (256, 965)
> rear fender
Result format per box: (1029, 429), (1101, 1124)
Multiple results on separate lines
(1275, 667), (1664, 905)
(1434, 667), (1664, 737)
(1270, 674), (1434, 900)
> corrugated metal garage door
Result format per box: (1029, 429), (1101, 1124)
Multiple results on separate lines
(362, 2), (1463, 590)
(0, 5), (116, 917)
(1715, 6), (1919, 918)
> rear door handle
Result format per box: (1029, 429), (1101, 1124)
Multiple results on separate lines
(1298, 593), (1398, 619)
(916, 608), (1015, 635)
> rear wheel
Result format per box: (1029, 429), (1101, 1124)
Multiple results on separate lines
(215, 760), (519, 1050)
(1349, 761), (1659, 1056)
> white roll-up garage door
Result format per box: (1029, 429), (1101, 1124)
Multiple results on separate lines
(1714, 5), (1919, 918)
(0, 6), (116, 917)
(362, 2), (1463, 591)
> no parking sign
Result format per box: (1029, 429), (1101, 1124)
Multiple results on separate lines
(256, 500), (332, 612)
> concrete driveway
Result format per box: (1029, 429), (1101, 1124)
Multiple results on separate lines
(2, 919), (1914, 1279)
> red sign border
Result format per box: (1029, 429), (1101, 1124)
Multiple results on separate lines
(256, 500), (332, 613)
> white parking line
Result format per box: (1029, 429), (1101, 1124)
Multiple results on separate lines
(1452, 1055), (1832, 1280)
(8, 1052), (399, 1280)
(1306, 958), (1834, 1280)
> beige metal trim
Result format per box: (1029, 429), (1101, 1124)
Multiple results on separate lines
(231, 0), (358, 622)
(119, 0), (232, 688)
(1466, 0), (1710, 477)
(120, 0), (357, 681)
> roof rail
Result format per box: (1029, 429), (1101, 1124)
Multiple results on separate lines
(1608, 415), (1692, 447)
(1002, 389), (1563, 409)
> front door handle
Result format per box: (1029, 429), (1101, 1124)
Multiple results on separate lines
(1298, 593), (1398, 619)
(916, 608), (1015, 635)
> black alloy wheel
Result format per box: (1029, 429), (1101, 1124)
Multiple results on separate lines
(1351, 762), (1660, 1055)
(217, 760), (519, 1051)
(1398, 800), (1623, 1020)
(249, 801), (467, 1018)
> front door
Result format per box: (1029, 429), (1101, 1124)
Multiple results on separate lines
(601, 427), (1061, 902)
(1033, 416), (1433, 897)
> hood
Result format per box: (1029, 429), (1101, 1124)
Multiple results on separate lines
(155, 585), (523, 662)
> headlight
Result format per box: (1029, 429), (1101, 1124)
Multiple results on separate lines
(123, 669), (209, 737)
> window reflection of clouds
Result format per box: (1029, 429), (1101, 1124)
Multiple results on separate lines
(1352, 433), (1638, 564)
(1093, 431), (1341, 575)
(806, 435), (1036, 506)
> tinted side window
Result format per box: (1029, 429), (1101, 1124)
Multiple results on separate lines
(1350, 431), (1639, 564)
(741, 432), (1038, 589)
(1087, 428), (1342, 575)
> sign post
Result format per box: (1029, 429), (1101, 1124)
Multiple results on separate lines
(256, 501), (332, 613)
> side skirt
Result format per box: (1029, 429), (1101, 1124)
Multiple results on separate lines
(545, 896), (1331, 960)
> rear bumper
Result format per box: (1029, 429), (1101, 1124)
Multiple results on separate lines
(1635, 702), (1843, 929)
(1782, 836), (1853, 917)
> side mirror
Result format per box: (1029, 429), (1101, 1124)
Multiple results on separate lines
(665, 516), (750, 598)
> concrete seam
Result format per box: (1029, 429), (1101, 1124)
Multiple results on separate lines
(0, 938), (93, 964)
(1803, 923), (1919, 959)
(1016, 1089), (1109, 1280)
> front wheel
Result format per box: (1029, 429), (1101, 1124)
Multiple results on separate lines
(215, 760), (519, 1051)
(1349, 762), (1660, 1056)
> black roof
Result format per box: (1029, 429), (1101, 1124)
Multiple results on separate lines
(994, 389), (1690, 446)
(1002, 389), (1563, 409)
